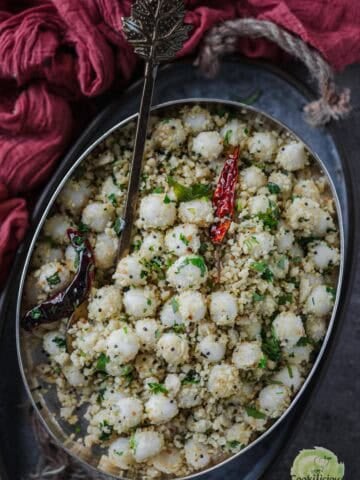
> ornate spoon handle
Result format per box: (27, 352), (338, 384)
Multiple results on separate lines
(117, 60), (158, 258)
(117, 0), (191, 260)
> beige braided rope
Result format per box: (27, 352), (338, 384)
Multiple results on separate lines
(195, 18), (351, 126)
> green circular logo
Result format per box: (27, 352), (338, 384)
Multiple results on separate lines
(291, 447), (345, 480)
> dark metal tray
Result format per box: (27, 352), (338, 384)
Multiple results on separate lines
(0, 58), (355, 480)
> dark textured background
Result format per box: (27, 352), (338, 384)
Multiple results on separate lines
(263, 62), (360, 479)
(0, 60), (358, 480)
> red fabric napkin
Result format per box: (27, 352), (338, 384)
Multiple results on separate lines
(1, 0), (360, 287)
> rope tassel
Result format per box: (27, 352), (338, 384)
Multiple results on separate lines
(195, 18), (351, 126)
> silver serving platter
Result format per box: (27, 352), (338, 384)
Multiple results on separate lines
(16, 98), (345, 480)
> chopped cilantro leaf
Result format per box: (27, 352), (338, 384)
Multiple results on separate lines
(163, 194), (171, 204)
(96, 353), (110, 373)
(253, 292), (265, 302)
(250, 261), (274, 282)
(227, 440), (242, 449)
(286, 363), (294, 378)
(326, 286), (336, 301)
(256, 201), (280, 231)
(177, 256), (207, 277)
(224, 129), (233, 146)
(113, 217), (125, 236)
(129, 433), (137, 452)
(245, 406), (266, 419)
(278, 293), (293, 305)
(148, 382), (168, 394)
(30, 307), (41, 320)
(153, 186), (165, 194)
(97, 388), (106, 404)
(52, 336), (66, 349)
(171, 297), (179, 313)
(46, 272), (61, 286)
(244, 236), (259, 251)
(78, 221), (89, 233)
(172, 323), (186, 334)
(108, 193), (118, 207)
(261, 326), (281, 362)
(258, 356), (267, 369)
(181, 369), (200, 385)
(120, 365), (134, 384)
(277, 256), (287, 269)
(179, 233), (190, 246)
(99, 420), (113, 441)
(168, 177), (211, 202)
(267, 182), (281, 194)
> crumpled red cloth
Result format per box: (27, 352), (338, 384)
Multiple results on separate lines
(1, 0), (360, 287)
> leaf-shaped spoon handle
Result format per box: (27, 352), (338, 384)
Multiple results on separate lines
(118, 0), (191, 260)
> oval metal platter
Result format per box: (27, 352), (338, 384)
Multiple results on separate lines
(0, 59), (354, 480)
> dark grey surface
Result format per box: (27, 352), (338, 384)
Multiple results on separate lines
(263, 63), (360, 479)
(0, 59), (359, 480)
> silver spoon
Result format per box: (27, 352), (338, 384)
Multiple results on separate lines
(65, 0), (190, 347)
(117, 0), (191, 260)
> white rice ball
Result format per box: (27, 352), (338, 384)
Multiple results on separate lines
(58, 179), (91, 215)
(81, 202), (115, 233)
(94, 233), (118, 269)
(220, 119), (247, 146)
(36, 262), (70, 295)
(209, 291), (238, 326)
(123, 288), (158, 318)
(199, 335), (226, 362)
(178, 199), (214, 226)
(192, 131), (223, 160)
(276, 142), (307, 171)
(183, 106), (212, 133)
(272, 365), (302, 392)
(178, 290), (207, 323)
(139, 232), (164, 259)
(167, 255), (208, 290)
(268, 171), (293, 195)
(88, 286), (122, 322)
(248, 132), (277, 162)
(305, 285), (334, 317)
(154, 118), (186, 151)
(132, 431), (164, 463)
(306, 316), (327, 342)
(232, 342), (263, 370)
(63, 363), (86, 387)
(108, 438), (134, 470)
(114, 397), (143, 432)
(43, 331), (66, 356)
(208, 364), (239, 398)
(165, 223), (200, 256)
(184, 439), (211, 469)
(157, 333), (189, 365)
(145, 395), (178, 424)
(106, 327), (140, 364)
(240, 166), (266, 191)
(159, 298), (184, 327)
(139, 194), (176, 229)
(308, 242), (339, 270)
(44, 214), (73, 245)
(113, 254), (147, 287)
(273, 312), (305, 348)
(258, 384), (291, 417)
(135, 318), (159, 350)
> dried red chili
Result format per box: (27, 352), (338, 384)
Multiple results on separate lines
(22, 229), (94, 331)
(210, 146), (240, 245)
